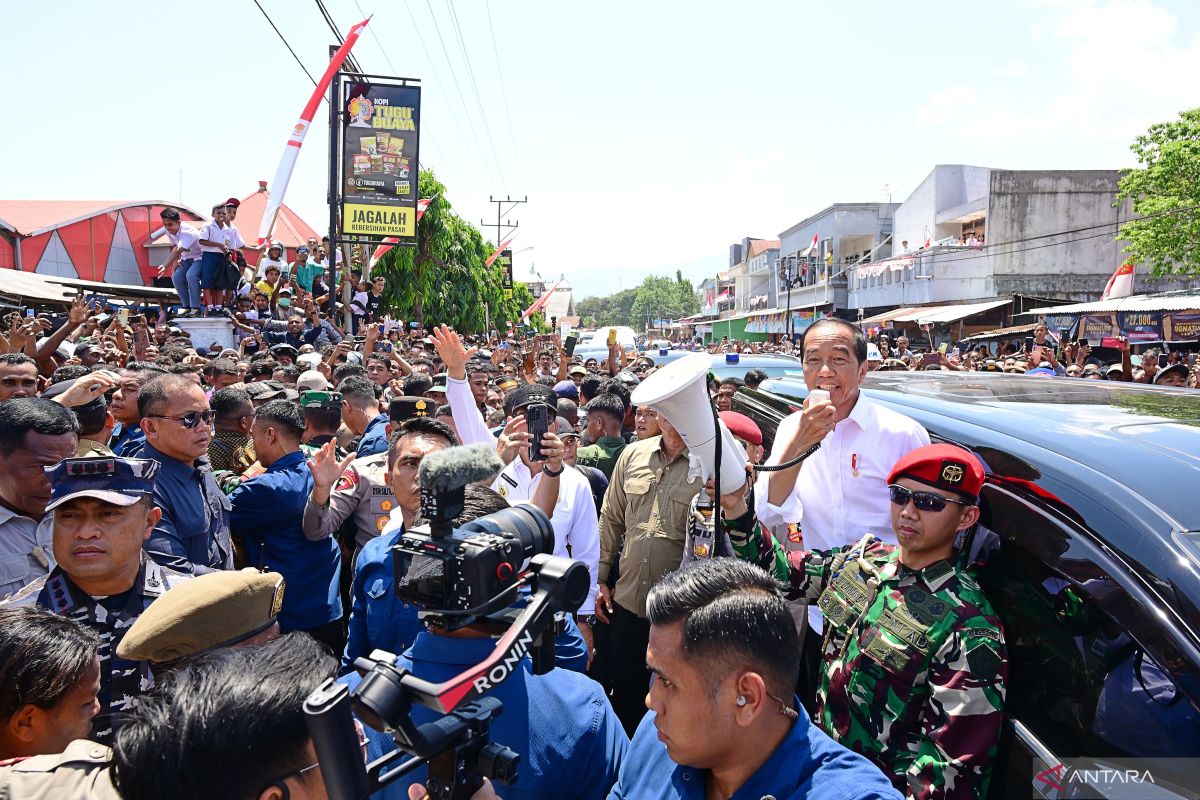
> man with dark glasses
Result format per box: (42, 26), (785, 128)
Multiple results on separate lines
(727, 443), (1007, 799)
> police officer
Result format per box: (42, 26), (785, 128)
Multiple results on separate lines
(302, 396), (430, 555)
(1, 455), (190, 744)
(728, 443), (1007, 799)
(230, 401), (342, 653)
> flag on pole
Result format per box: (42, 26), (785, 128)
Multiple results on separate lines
(802, 234), (819, 257)
(520, 277), (563, 322)
(256, 17), (371, 247)
(368, 197), (433, 267)
(1100, 262), (1135, 301)
(485, 232), (518, 268)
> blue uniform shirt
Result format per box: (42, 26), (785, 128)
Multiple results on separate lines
(140, 442), (232, 574)
(344, 514), (589, 675)
(360, 631), (628, 800)
(110, 423), (145, 457)
(230, 450), (342, 631)
(357, 413), (391, 458)
(609, 707), (902, 800)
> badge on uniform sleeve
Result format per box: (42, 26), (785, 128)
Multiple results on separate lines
(335, 469), (359, 492)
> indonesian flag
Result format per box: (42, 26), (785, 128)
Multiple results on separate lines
(520, 277), (563, 322)
(257, 18), (371, 246)
(485, 232), (518, 268)
(714, 290), (731, 304)
(1100, 262), (1135, 300)
(369, 198), (433, 266)
(803, 234), (819, 257)
(923, 237), (933, 249)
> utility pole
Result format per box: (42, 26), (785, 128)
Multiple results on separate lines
(481, 195), (527, 247)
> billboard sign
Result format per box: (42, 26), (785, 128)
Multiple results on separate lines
(341, 81), (421, 240)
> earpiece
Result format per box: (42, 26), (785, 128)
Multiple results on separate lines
(736, 696), (747, 707)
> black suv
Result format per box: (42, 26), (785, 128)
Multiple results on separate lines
(733, 372), (1200, 798)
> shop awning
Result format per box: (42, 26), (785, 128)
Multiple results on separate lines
(961, 323), (1039, 341)
(0, 269), (78, 304)
(0, 269), (178, 304)
(1014, 291), (1200, 316)
(890, 299), (1010, 325)
(857, 306), (922, 327)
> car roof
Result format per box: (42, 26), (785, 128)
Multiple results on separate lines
(759, 372), (1200, 533)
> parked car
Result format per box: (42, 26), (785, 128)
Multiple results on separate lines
(732, 372), (1200, 798)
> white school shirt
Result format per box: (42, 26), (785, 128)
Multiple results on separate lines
(753, 393), (929, 633)
(168, 224), (203, 262)
(197, 220), (226, 254)
(257, 256), (286, 280)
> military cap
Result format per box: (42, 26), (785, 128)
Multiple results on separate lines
(504, 383), (557, 416)
(719, 410), (762, 447)
(116, 570), (285, 664)
(245, 380), (289, 401)
(45, 456), (158, 512)
(389, 395), (434, 422)
(428, 382), (448, 395)
(553, 380), (579, 400)
(300, 390), (343, 409)
(887, 443), (984, 500)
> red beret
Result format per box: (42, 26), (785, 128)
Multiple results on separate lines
(224, 197), (240, 208)
(887, 443), (984, 498)
(719, 411), (762, 447)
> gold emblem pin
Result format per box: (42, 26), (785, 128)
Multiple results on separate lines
(941, 464), (964, 484)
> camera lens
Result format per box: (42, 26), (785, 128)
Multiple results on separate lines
(459, 505), (554, 567)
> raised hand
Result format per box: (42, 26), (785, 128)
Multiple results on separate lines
(432, 324), (478, 379)
(307, 439), (356, 488)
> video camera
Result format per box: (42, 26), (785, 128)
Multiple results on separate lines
(305, 444), (590, 800)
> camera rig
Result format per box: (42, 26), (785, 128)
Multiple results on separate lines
(305, 552), (589, 800)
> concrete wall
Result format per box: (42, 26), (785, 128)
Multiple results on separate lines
(892, 165), (991, 254)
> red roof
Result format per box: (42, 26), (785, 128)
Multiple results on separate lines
(0, 200), (202, 236)
(746, 239), (781, 258)
(229, 183), (322, 248)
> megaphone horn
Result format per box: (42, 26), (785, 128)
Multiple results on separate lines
(630, 353), (747, 487)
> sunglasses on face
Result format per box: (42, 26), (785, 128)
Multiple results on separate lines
(147, 409), (216, 429)
(887, 483), (973, 513)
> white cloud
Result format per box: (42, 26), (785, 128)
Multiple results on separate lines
(991, 61), (1031, 79)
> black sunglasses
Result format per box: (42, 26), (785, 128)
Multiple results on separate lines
(147, 410), (216, 429)
(888, 483), (974, 513)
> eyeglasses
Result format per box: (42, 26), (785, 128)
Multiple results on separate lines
(262, 724), (368, 795)
(888, 483), (974, 513)
(147, 410), (215, 429)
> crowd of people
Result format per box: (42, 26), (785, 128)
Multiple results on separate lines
(0, 275), (1190, 799)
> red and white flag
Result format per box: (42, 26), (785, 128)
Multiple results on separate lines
(257, 18), (371, 246)
(368, 197), (433, 266)
(1100, 262), (1135, 300)
(485, 232), (518, 268)
(803, 234), (819, 257)
(520, 277), (562, 322)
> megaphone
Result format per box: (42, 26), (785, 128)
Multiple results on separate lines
(630, 353), (748, 488)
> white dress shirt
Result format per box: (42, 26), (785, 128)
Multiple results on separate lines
(754, 393), (929, 632)
(0, 506), (51, 599)
(491, 459), (600, 615)
(445, 376), (493, 447)
(198, 220), (226, 253)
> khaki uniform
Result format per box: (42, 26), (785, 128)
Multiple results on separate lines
(301, 452), (394, 549)
(0, 740), (119, 799)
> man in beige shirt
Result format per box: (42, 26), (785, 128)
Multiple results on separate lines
(596, 414), (701, 735)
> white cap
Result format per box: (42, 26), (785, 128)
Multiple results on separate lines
(866, 343), (882, 361)
(296, 369), (330, 392)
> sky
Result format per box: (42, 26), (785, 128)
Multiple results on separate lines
(3, 0), (1200, 299)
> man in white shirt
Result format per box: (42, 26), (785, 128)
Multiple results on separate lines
(156, 207), (203, 317)
(755, 317), (928, 709)
(255, 241), (287, 281)
(432, 324), (601, 654)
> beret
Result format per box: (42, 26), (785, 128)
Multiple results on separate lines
(887, 443), (984, 499)
(718, 410), (762, 447)
(116, 570), (285, 664)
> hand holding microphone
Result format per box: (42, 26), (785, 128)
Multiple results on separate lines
(795, 388), (836, 452)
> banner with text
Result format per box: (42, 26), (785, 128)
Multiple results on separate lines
(498, 250), (513, 298)
(1163, 311), (1200, 341)
(341, 81), (421, 240)
(1115, 311), (1163, 343)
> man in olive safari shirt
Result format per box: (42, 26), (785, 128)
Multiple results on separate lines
(596, 413), (702, 735)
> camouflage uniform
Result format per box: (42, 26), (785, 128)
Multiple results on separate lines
(733, 528), (1006, 800)
(2, 557), (190, 744)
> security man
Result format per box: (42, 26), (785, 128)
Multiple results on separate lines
(728, 443), (1007, 799)
(302, 396), (430, 554)
(116, 569), (285, 667)
(1, 455), (191, 744)
(299, 389), (348, 459)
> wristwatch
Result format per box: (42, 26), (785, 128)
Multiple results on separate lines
(580, 614), (598, 627)
(542, 463), (564, 477)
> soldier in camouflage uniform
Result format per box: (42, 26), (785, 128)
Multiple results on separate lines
(727, 443), (1006, 799)
(0, 456), (190, 745)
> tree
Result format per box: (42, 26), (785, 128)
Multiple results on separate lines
(1116, 108), (1200, 277)
(372, 169), (537, 332)
(631, 274), (700, 331)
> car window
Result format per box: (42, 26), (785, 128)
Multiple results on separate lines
(976, 483), (1200, 794)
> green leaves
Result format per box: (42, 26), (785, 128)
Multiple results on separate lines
(372, 169), (536, 332)
(1116, 107), (1200, 277)
(578, 271), (699, 330)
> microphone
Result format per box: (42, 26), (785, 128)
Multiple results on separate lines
(418, 444), (504, 530)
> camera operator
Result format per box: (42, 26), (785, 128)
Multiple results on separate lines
(361, 484), (628, 800)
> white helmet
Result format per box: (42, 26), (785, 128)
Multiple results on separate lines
(269, 241), (283, 252)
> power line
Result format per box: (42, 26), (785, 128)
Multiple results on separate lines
(250, 0), (319, 86)
(444, 0), (507, 188)
(313, 0), (364, 73)
(422, 0), (501, 187)
(484, 0), (522, 183)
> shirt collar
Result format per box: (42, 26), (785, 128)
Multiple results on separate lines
(266, 450), (307, 472)
(0, 503), (37, 526)
(881, 552), (957, 591)
(844, 391), (877, 433)
(141, 441), (198, 475)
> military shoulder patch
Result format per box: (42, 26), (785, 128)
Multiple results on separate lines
(966, 642), (1003, 678)
(963, 626), (1001, 643)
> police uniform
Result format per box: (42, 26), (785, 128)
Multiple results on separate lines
(301, 452), (394, 550)
(0, 740), (120, 799)
(1, 457), (191, 744)
(731, 444), (1007, 800)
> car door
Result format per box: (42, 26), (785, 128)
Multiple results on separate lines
(975, 481), (1200, 799)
